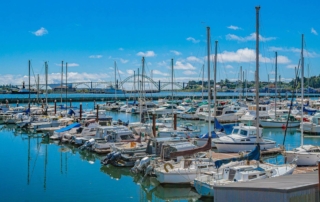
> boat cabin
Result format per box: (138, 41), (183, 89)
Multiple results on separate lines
(231, 124), (263, 138)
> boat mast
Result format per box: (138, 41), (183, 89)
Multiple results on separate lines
(207, 27), (211, 134)
(202, 64), (204, 99)
(66, 62), (68, 112)
(45, 62), (48, 107)
(239, 66), (242, 101)
(114, 61), (117, 100)
(214, 40), (218, 128)
(255, 6), (261, 142)
(37, 74), (39, 101)
(61, 61), (63, 104)
(245, 70), (248, 98)
(301, 34), (304, 146)
(28, 60), (31, 108)
(139, 58), (144, 122)
(171, 58), (174, 113)
(275, 52), (277, 118)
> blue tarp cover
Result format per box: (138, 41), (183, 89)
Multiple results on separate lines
(55, 123), (81, 133)
(214, 144), (261, 168)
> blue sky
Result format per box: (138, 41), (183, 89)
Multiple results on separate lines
(0, 0), (319, 89)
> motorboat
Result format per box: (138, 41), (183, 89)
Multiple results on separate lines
(212, 124), (276, 153)
(259, 114), (300, 128)
(285, 145), (320, 166)
(194, 161), (296, 197)
(301, 113), (320, 134)
(239, 104), (271, 125)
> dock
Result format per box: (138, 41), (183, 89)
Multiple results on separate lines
(209, 147), (283, 160)
(213, 171), (319, 202)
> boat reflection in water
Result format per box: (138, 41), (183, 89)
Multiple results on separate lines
(100, 164), (201, 201)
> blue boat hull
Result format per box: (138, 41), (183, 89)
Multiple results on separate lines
(194, 179), (214, 197)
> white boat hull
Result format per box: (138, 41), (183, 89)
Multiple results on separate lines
(155, 170), (199, 184)
(285, 151), (320, 166)
(301, 123), (320, 134)
(214, 142), (276, 153)
(259, 120), (300, 128)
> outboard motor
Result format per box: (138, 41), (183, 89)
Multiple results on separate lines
(131, 159), (141, 173)
(79, 138), (95, 150)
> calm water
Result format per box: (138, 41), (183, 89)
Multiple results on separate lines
(1, 104), (320, 201)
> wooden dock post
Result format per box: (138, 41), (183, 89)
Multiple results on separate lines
(152, 112), (156, 137)
(54, 100), (56, 115)
(318, 161), (320, 193)
(96, 104), (99, 122)
(80, 103), (82, 121)
(173, 113), (177, 130)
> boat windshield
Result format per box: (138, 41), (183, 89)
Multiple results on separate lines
(120, 134), (135, 140)
(232, 129), (239, 134)
(239, 130), (248, 137)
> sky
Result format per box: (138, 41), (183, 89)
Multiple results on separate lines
(0, 0), (319, 89)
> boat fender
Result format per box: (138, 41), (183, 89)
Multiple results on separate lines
(164, 163), (173, 173)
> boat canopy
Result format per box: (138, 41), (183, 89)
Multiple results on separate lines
(55, 123), (81, 133)
(214, 144), (260, 168)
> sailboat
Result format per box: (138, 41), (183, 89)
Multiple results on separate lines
(259, 52), (300, 128)
(285, 34), (320, 166)
(212, 6), (276, 153)
(151, 27), (220, 184)
(194, 7), (296, 197)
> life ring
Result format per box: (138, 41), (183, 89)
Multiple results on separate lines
(164, 163), (173, 173)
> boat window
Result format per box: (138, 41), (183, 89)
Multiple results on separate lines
(120, 135), (131, 140)
(239, 130), (248, 136)
(228, 169), (236, 181)
(248, 175), (257, 179)
(232, 129), (239, 134)
(259, 173), (266, 176)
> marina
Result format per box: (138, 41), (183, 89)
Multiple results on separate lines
(2, 1), (320, 201)
(1, 98), (320, 201)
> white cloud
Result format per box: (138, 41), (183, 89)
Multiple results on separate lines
(269, 71), (275, 75)
(55, 63), (79, 67)
(119, 48), (124, 51)
(0, 72), (110, 85)
(311, 28), (318, 35)
(269, 46), (319, 58)
(67, 63), (79, 67)
(153, 70), (169, 76)
(186, 37), (200, 43)
(183, 70), (197, 75)
(225, 65), (233, 69)
(227, 25), (241, 30)
(226, 33), (276, 42)
(286, 64), (296, 69)
(120, 58), (129, 64)
(186, 56), (202, 63)
(170, 50), (182, 55)
(136, 51), (156, 57)
(215, 48), (290, 64)
(175, 61), (196, 70)
(126, 70), (134, 75)
(157, 61), (167, 66)
(89, 55), (103, 59)
(32, 27), (48, 36)
(117, 70), (124, 75)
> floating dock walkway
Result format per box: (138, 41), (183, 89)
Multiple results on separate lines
(213, 171), (319, 202)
